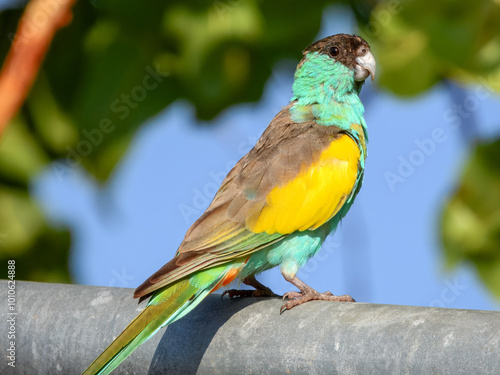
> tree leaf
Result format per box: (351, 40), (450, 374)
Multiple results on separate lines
(441, 139), (500, 299)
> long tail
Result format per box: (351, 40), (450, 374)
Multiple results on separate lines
(82, 264), (242, 375)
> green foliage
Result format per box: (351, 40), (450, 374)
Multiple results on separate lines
(0, 183), (71, 282)
(0, 113), (71, 282)
(441, 140), (500, 299)
(365, 0), (500, 95)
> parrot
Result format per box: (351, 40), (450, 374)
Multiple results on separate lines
(83, 33), (376, 375)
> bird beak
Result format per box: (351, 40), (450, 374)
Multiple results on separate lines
(355, 51), (376, 82)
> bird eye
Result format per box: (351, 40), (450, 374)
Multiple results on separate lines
(329, 46), (340, 57)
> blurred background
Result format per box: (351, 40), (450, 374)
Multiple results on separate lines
(0, 0), (499, 310)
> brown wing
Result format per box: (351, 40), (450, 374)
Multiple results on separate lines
(179, 104), (345, 250)
(135, 104), (345, 300)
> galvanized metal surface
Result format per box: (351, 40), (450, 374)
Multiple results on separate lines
(1, 280), (499, 374)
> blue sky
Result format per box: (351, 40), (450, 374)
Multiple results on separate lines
(33, 6), (500, 311)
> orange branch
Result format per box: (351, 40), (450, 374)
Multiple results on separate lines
(0, 0), (78, 138)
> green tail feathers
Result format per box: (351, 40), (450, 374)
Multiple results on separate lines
(82, 279), (211, 375)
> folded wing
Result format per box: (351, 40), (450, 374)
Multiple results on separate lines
(135, 104), (362, 299)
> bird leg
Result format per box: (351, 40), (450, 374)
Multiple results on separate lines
(280, 274), (355, 314)
(222, 275), (279, 299)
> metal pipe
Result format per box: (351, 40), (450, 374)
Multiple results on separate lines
(1, 280), (499, 374)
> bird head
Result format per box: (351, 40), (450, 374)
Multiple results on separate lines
(300, 34), (376, 82)
(290, 34), (375, 129)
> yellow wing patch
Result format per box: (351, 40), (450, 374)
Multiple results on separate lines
(249, 134), (360, 234)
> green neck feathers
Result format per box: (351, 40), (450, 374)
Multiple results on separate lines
(289, 52), (368, 141)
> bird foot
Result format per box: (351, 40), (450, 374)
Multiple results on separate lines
(221, 288), (279, 299)
(280, 290), (355, 314)
(221, 276), (280, 299)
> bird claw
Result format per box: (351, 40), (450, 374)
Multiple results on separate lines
(221, 290), (229, 300)
(221, 289), (243, 299)
(280, 303), (288, 315)
(222, 289), (280, 299)
(280, 290), (355, 314)
(282, 291), (302, 301)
